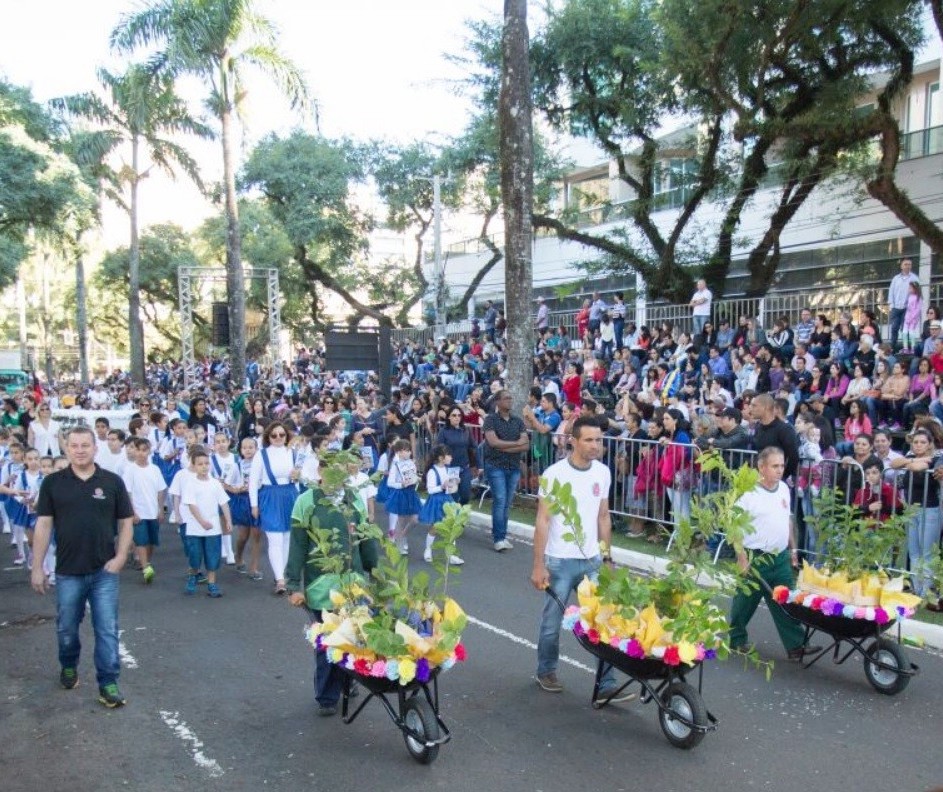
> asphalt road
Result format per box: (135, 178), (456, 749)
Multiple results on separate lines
(2, 514), (942, 792)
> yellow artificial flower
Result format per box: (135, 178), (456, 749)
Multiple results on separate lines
(637, 604), (665, 653)
(443, 598), (466, 624)
(677, 642), (698, 665)
(398, 657), (417, 684)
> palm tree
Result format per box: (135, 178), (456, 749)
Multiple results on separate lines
(111, 0), (311, 387)
(54, 65), (211, 386)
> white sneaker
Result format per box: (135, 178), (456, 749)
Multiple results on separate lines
(47, 573), (56, 586)
(447, 554), (465, 566)
(12, 555), (25, 566)
(1, 525), (10, 534)
(423, 548), (433, 563)
(396, 542), (409, 555)
(494, 539), (513, 552)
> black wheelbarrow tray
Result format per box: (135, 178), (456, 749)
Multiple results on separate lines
(549, 590), (717, 749)
(336, 664), (452, 764)
(761, 579), (920, 695)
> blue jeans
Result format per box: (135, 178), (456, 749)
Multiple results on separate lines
(536, 555), (613, 686)
(889, 307), (905, 350)
(908, 508), (942, 596)
(56, 569), (121, 686)
(312, 610), (344, 707)
(484, 465), (521, 542)
(187, 534), (222, 572)
(613, 318), (624, 349)
(693, 315), (708, 336)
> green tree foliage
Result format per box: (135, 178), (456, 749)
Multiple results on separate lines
(0, 81), (87, 290)
(527, 0), (925, 300)
(111, 0), (312, 384)
(241, 131), (392, 327)
(54, 64), (211, 385)
(91, 223), (203, 355)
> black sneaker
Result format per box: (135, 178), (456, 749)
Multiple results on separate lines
(535, 672), (563, 693)
(60, 667), (78, 690)
(98, 683), (126, 708)
(317, 703), (338, 717)
(595, 684), (638, 705)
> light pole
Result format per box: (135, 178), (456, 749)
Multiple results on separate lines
(415, 173), (453, 334)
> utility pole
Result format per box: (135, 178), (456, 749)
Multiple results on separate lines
(415, 173), (453, 335)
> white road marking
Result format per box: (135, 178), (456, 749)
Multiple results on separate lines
(159, 710), (225, 778)
(466, 614), (596, 673)
(117, 630), (139, 669)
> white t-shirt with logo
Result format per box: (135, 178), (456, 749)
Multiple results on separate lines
(738, 481), (791, 552)
(181, 476), (230, 537)
(122, 462), (167, 520)
(539, 458), (611, 559)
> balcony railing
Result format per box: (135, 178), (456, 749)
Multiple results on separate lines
(900, 124), (943, 160)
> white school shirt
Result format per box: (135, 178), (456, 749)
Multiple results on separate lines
(738, 482), (791, 553)
(96, 448), (126, 476)
(425, 465), (450, 495)
(168, 469), (195, 522)
(300, 452), (320, 485)
(181, 476), (230, 537)
(248, 446), (296, 508)
(160, 435), (187, 464)
(15, 470), (43, 510)
(1, 460), (22, 488)
(122, 462), (167, 520)
(210, 452), (241, 489)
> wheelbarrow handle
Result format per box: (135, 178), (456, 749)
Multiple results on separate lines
(543, 585), (567, 613)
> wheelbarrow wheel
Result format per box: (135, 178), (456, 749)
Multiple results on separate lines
(658, 682), (707, 749)
(402, 697), (440, 764)
(864, 638), (910, 696)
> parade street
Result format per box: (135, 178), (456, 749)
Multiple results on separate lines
(2, 518), (941, 792)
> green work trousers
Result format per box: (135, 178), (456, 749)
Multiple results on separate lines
(729, 549), (805, 652)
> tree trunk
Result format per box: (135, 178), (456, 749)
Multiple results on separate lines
(128, 135), (145, 386)
(500, 0), (535, 412)
(221, 99), (246, 389)
(75, 237), (89, 385)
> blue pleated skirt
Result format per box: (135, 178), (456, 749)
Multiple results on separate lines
(7, 500), (27, 528)
(418, 492), (453, 525)
(384, 486), (421, 516)
(229, 492), (258, 527)
(258, 483), (298, 533)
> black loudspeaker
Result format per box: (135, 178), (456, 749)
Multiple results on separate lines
(211, 302), (230, 347)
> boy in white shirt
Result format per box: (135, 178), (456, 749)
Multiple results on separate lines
(210, 433), (241, 565)
(122, 438), (167, 584)
(96, 430), (127, 476)
(181, 448), (232, 598)
(168, 447), (199, 562)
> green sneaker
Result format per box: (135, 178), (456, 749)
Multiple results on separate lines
(98, 683), (126, 708)
(60, 667), (78, 690)
(142, 565), (155, 584)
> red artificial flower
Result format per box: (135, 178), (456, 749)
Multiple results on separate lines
(663, 646), (681, 666)
(587, 629), (600, 645)
(454, 643), (467, 662)
(772, 586), (789, 604)
(353, 658), (370, 676)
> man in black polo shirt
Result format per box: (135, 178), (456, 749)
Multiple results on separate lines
(31, 426), (134, 708)
(483, 390), (529, 551)
(751, 393), (799, 480)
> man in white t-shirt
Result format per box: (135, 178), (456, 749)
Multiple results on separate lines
(96, 430), (127, 476)
(531, 414), (631, 704)
(728, 447), (821, 661)
(689, 278), (712, 337)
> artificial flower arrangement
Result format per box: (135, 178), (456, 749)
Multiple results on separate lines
(544, 452), (770, 674)
(301, 450), (468, 686)
(773, 490), (933, 622)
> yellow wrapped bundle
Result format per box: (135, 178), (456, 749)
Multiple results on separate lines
(637, 604), (665, 654)
(395, 620), (434, 659)
(320, 617), (362, 653)
(824, 570), (854, 602)
(880, 577), (923, 612)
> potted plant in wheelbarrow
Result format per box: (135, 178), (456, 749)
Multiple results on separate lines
(299, 449), (469, 764)
(544, 451), (770, 749)
(768, 489), (939, 695)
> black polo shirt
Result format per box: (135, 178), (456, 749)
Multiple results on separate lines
(482, 412), (528, 469)
(35, 465), (133, 576)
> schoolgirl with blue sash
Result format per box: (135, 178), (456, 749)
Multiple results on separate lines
(384, 439), (421, 555)
(232, 437), (263, 579)
(417, 445), (464, 566)
(248, 422), (298, 594)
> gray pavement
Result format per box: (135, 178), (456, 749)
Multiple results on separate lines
(2, 516), (942, 792)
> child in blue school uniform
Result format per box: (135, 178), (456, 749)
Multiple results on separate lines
(417, 444), (464, 566)
(383, 439), (421, 555)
